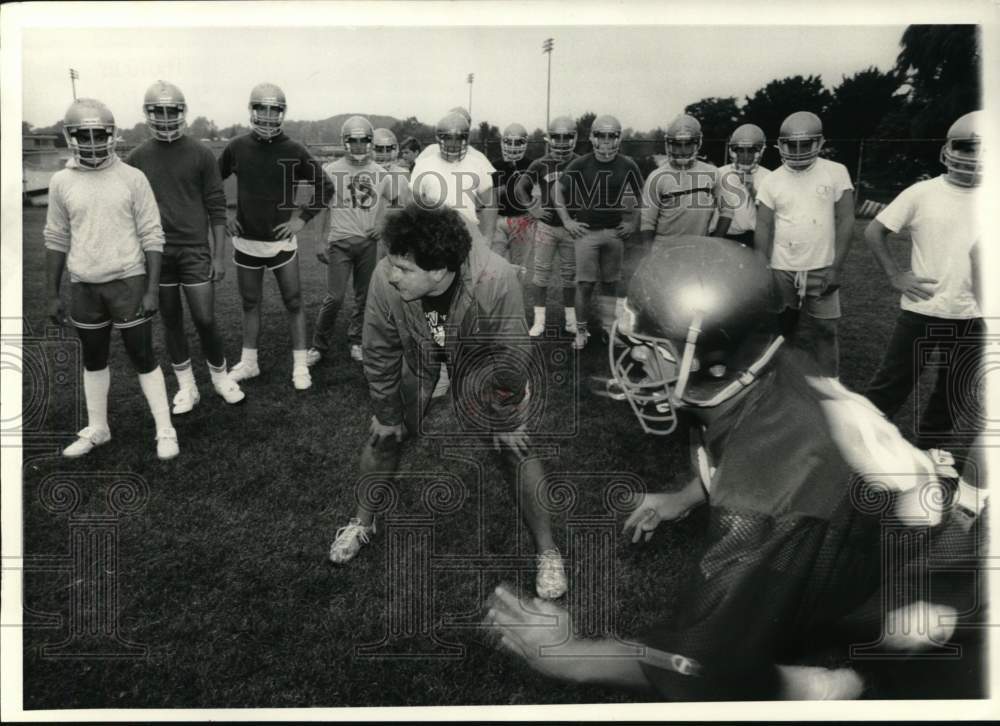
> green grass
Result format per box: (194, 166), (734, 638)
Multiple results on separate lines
(20, 208), (923, 708)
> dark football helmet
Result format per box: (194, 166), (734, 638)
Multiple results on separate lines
(610, 236), (782, 435)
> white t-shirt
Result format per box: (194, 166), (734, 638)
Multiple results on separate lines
(640, 160), (735, 238)
(756, 158), (853, 271)
(715, 164), (771, 235)
(321, 158), (395, 241)
(411, 148), (495, 225)
(875, 175), (980, 319)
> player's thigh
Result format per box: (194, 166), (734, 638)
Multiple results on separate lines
(271, 250), (302, 307)
(102, 275), (148, 327)
(599, 230), (624, 283)
(803, 270), (841, 321)
(234, 252), (266, 303)
(770, 269), (801, 313)
(573, 231), (602, 283)
(68, 281), (111, 329)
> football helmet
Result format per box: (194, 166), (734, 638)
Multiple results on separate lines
(341, 115), (374, 164)
(143, 80), (186, 143)
(449, 106), (472, 125)
(63, 98), (118, 169)
(547, 115), (577, 161)
(501, 122), (528, 162)
(665, 114), (702, 169)
(248, 82), (286, 140)
(777, 111), (824, 171)
(941, 110), (983, 188)
(590, 114), (622, 162)
(610, 236), (782, 435)
(728, 123), (766, 173)
(372, 127), (399, 165)
(436, 112), (470, 162)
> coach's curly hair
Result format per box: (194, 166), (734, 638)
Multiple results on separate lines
(382, 203), (472, 272)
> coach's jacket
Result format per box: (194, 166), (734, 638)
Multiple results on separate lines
(362, 226), (529, 433)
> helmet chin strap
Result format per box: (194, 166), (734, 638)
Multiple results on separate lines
(670, 312), (703, 405)
(681, 336), (785, 408)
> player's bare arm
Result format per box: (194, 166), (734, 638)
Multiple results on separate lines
(864, 218), (937, 302)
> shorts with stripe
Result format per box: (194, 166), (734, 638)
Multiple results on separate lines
(233, 248), (297, 270)
(69, 275), (152, 330)
(160, 244), (212, 287)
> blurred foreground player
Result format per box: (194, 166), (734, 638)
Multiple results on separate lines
(486, 236), (986, 699)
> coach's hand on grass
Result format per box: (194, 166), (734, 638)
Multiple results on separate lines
(564, 219), (589, 239)
(891, 270), (938, 302)
(624, 491), (696, 543)
(273, 216), (305, 240)
(227, 216), (243, 238)
(368, 416), (403, 447)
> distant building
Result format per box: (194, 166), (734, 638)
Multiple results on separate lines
(22, 135), (69, 206)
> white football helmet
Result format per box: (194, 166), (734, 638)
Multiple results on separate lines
(373, 128), (399, 165)
(248, 82), (286, 140)
(143, 80), (186, 143)
(436, 112), (470, 162)
(63, 98), (118, 169)
(777, 111), (824, 171)
(728, 123), (766, 173)
(547, 116), (577, 161)
(665, 114), (702, 169)
(501, 123), (528, 162)
(590, 114), (622, 162)
(341, 115), (374, 164)
(941, 111), (983, 188)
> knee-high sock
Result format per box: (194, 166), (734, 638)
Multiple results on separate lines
(138, 366), (172, 431)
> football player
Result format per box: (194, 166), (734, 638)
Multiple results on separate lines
(126, 81), (244, 414)
(755, 111), (855, 378)
(327, 203), (567, 601)
(552, 114), (643, 350)
(516, 115), (579, 336)
(306, 116), (404, 367)
(864, 111), (985, 452)
(640, 113), (737, 248)
(714, 123), (770, 247)
(372, 126), (412, 208)
(218, 83), (334, 390)
(45, 98), (179, 459)
(490, 122), (536, 278)
(487, 236), (985, 700)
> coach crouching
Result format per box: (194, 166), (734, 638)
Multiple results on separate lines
(327, 202), (567, 601)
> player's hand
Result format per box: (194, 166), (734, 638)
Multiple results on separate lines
(484, 584), (585, 683)
(623, 492), (693, 543)
(226, 216), (243, 237)
(46, 296), (65, 327)
(615, 220), (637, 240)
(316, 249), (329, 265)
(210, 256), (226, 282)
(564, 219), (589, 239)
(492, 423), (530, 459)
(138, 289), (159, 318)
(368, 416), (403, 447)
(891, 271), (938, 302)
(818, 266), (842, 296)
(273, 216), (305, 240)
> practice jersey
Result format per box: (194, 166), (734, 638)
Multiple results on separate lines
(713, 164), (771, 236)
(491, 157), (533, 217)
(640, 160), (736, 238)
(523, 152), (579, 228)
(411, 150), (495, 226)
(756, 158), (853, 271)
(875, 175), (980, 319)
(560, 152), (643, 230)
(322, 157), (395, 241)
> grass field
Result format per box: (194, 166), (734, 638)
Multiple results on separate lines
(18, 206), (934, 708)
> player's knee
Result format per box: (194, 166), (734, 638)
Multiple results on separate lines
(78, 329), (111, 371)
(282, 291), (302, 313)
(120, 323), (157, 373)
(241, 295), (261, 313)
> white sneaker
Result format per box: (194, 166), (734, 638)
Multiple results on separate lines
(171, 386), (200, 415)
(572, 329), (590, 351)
(329, 518), (376, 564)
(156, 427), (180, 460)
(306, 348), (323, 367)
(62, 425), (111, 458)
(229, 360), (260, 382)
(536, 549), (568, 599)
(432, 363), (450, 398)
(882, 600), (958, 652)
(529, 320), (545, 337)
(292, 366), (312, 391)
(350, 344), (364, 363)
(564, 319), (578, 334)
(212, 374), (245, 405)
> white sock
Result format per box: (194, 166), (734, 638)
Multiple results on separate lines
(615, 297), (626, 318)
(565, 307), (577, 326)
(83, 368), (110, 431)
(292, 349), (307, 371)
(138, 367), (172, 431)
(240, 348), (258, 367)
(532, 306), (546, 326)
(173, 359), (196, 390)
(208, 359), (227, 385)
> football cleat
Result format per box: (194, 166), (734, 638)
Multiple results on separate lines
(212, 375), (245, 405)
(171, 386), (200, 415)
(572, 328), (590, 350)
(292, 366), (312, 391)
(350, 344), (364, 363)
(156, 427), (180, 461)
(535, 549), (568, 599)
(306, 348), (323, 367)
(329, 517), (376, 564)
(229, 360), (260, 382)
(62, 425), (111, 458)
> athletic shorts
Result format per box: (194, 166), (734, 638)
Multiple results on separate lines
(233, 248), (297, 271)
(160, 244), (212, 286)
(771, 267), (841, 319)
(69, 275), (151, 330)
(574, 227), (623, 283)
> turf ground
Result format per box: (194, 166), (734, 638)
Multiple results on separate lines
(17, 207), (957, 708)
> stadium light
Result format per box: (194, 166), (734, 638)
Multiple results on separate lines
(467, 73), (474, 119)
(69, 68), (79, 100)
(542, 38), (554, 131)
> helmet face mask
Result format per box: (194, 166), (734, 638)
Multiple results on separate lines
(547, 116), (577, 160)
(372, 128), (398, 164)
(778, 112), (824, 171)
(63, 98), (118, 169)
(501, 122), (528, 162)
(590, 115), (622, 162)
(341, 116), (375, 164)
(941, 111), (984, 187)
(143, 81), (186, 142)
(665, 114), (703, 169)
(436, 112), (470, 162)
(727, 123), (766, 173)
(248, 83), (287, 140)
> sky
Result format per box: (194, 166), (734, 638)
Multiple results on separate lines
(19, 12), (917, 134)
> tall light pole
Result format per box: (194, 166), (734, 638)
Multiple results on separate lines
(467, 73), (474, 120)
(542, 38), (554, 131)
(69, 68), (79, 100)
